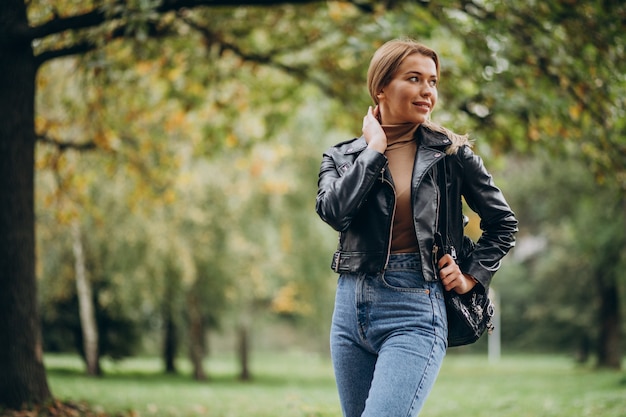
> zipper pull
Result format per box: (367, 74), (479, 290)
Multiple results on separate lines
(450, 245), (457, 260)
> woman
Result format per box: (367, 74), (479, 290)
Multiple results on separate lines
(315, 39), (518, 417)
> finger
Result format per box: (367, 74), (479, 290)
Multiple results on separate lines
(438, 259), (450, 281)
(373, 104), (379, 116)
(443, 277), (456, 292)
(438, 254), (452, 269)
(443, 275), (460, 292)
(440, 264), (463, 289)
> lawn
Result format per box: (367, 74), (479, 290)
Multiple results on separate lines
(41, 352), (626, 417)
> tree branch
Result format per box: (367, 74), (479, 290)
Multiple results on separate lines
(25, 0), (324, 41)
(346, 0), (374, 13)
(34, 18), (178, 68)
(158, 0), (323, 10)
(182, 16), (336, 96)
(26, 8), (108, 41)
(29, 0), (330, 68)
(34, 41), (96, 69)
(37, 135), (98, 152)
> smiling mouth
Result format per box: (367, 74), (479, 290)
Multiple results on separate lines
(414, 102), (431, 111)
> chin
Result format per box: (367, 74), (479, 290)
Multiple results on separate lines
(412, 115), (429, 125)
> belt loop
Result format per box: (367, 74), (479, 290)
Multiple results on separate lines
(333, 252), (341, 272)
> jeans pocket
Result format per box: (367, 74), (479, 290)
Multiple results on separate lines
(380, 270), (429, 293)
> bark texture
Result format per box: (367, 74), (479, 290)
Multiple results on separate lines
(0, 0), (52, 408)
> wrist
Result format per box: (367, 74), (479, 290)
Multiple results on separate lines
(463, 273), (478, 283)
(463, 274), (478, 292)
(367, 136), (387, 153)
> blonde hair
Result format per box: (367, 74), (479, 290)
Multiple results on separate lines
(367, 38), (470, 154)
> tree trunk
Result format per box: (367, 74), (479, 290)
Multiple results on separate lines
(595, 203), (623, 370)
(163, 313), (177, 373)
(162, 280), (178, 374)
(0, 0), (52, 409)
(596, 277), (621, 369)
(71, 220), (100, 376)
(187, 293), (206, 380)
(238, 323), (251, 381)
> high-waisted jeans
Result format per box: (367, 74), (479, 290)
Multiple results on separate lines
(330, 253), (448, 417)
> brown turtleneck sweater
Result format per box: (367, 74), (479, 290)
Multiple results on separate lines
(383, 123), (420, 253)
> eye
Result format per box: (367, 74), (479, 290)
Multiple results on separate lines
(429, 79), (438, 87)
(408, 76), (419, 82)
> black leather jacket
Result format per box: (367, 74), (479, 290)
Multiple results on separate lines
(315, 125), (518, 289)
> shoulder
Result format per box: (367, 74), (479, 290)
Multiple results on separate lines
(323, 136), (368, 159)
(421, 120), (472, 155)
(326, 136), (367, 153)
(450, 144), (495, 183)
(450, 144), (481, 168)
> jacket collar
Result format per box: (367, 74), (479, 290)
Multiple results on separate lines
(347, 124), (451, 154)
(416, 124), (452, 149)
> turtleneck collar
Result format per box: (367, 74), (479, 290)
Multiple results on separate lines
(382, 123), (419, 149)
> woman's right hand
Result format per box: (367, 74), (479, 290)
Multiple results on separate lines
(363, 105), (387, 154)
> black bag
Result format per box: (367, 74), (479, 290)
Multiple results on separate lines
(445, 285), (495, 347)
(435, 159), (495, 347)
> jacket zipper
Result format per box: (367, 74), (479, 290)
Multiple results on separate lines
(381, 166), (396, 270)
(433, 157), (457, 269)
(432, 168), (441, 271)
(335, 163), (392, 273)
(426, 152), (449, 273)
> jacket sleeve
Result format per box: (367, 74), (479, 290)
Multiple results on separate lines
(457, 146), (518, 288)
(315, 146), (387, 232)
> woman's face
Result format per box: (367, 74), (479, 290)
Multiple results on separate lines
(377, 53), (438, 125)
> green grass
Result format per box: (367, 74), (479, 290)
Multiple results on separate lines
(427, 355), (626, 417)
(45, 352), (626, 417)
(47, 351), (338, 417)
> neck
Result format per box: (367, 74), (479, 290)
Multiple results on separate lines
(382, 123), (418, 146)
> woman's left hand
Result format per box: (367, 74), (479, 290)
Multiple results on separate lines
(437, 254), (477, 294)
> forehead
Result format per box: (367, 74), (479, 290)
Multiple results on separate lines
(396, 53), (437, 77)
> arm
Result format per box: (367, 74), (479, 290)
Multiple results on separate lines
(315, 146), (387, 232)
(315, 106), (389, 232)
(457, 146), (518, 289)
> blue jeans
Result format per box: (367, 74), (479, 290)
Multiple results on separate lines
(330, 253), (448, 417)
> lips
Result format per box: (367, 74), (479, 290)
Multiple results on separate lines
(414, 101), (431, 112)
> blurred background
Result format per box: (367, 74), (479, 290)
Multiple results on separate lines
(7, 0), (625, 391)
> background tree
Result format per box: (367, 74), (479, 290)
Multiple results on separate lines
(37, 150), (149, 365)
(496, 153), (625, 366)
(2, 0), (331, 406)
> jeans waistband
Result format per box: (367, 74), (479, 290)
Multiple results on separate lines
(386, 253), (421, 271)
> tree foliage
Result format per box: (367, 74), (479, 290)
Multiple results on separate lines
(497, 152), (625, 365)
(430, 1), (626, 187)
